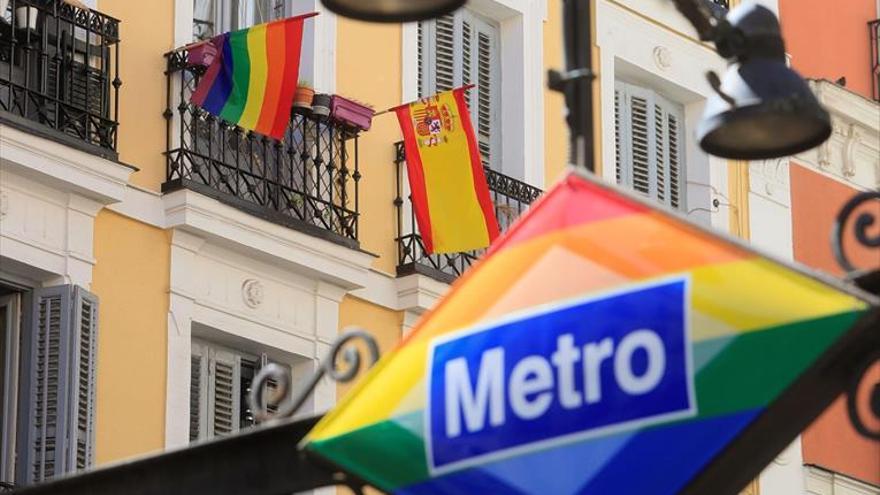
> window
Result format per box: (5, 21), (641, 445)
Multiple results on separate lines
(615, 81), (686, 210)
(193, 0), (287, 41)
(418, 10), (501, 169)
(190, 340), (285, 441)
(0, 286), (98, 486)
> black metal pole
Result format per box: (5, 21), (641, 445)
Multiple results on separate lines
(551, 0), (596, 172)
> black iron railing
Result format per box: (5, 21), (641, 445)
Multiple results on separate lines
(164, 50), (362, 247)
(0, 0), (120, 155)
(394, 142), (542, 283)
(871, 19), (879, 101)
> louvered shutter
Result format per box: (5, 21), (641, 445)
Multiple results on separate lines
(418, 11), (500, 169)
(208, 350), (238, 437)
(614, 81), (685, 210)
(17, 286), (97, 485)
(189, 352), (204, 442)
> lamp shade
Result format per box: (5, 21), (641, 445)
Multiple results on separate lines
(697, 61), (831, 160)
(697, 3), (832, 160)
(320, 0), (466, 23)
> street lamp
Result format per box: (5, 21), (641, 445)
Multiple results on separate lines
(696, 3), (832, 160)
(319, 0), (466, 23)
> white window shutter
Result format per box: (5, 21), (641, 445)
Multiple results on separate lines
(615, 81), (686, 210)
(418, 10), (500, 169)
(472, 15), (500, 170)
(18, 286), (97, 484)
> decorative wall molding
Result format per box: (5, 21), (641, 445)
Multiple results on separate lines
(805, 465), (880, 495)
(163, 189), (375, 291)
(0, 125), (133, 288)
(794, 81), (880, 192)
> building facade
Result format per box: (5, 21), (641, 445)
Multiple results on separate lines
(0, 0), (876, 493)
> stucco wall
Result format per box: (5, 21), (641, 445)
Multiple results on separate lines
(790, 163), (880, 486)
(91, 210), (171, 465)
(99, 0), (176, 191)
(780, 0), (878, 100)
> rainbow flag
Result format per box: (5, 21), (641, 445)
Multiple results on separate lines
(395, 88), (500, 255)
(304, 171), (872, 495)
(191, 14), (315, 140)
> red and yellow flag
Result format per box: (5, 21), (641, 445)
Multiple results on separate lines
(395, 88), (500, 255)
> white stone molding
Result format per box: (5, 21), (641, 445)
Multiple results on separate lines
(164, 222), (358, 448)
(0, 125), (132, 288)
(795, 80), (880, 192)
(394, 273), (449, 315)
(805, 465), (879, 495)
(163, 188), (375, 290)
(597, 0), (729, 230)
(0, 123), (131, 204)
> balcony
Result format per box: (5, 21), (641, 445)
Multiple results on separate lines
(164, 50), (362, 249)
(871, 18), (879, 101)
(0, 0), (120, 157)
(394, 142), (542, 283)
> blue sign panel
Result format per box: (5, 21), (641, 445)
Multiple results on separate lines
(426, 277), (695, 473)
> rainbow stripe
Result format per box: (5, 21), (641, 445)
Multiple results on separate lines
(305, 172), (870, 495)
(192, 15), (311, 139)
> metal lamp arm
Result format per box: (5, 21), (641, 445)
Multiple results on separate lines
(671, 0), (722, 41)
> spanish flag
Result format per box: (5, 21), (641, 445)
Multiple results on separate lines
(191, 13), (316, 139)
(395, 88), (500, 255)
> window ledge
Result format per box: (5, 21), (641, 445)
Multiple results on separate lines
(163, 188), (376, 291)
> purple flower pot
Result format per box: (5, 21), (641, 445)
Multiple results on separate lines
(188, 41), (218, 67)
(330, 95), (374, 132)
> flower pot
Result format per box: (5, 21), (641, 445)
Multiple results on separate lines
(293, 86), (315, 111)
(187, 41), (218, 67)
(330, 95), (374, 132)
(311, 93), (332, 118)
(15, 5), (39, 30)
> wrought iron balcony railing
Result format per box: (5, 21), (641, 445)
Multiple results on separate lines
(871, 19), (879, 101)
(164, 50), (362, 248)
(0, 0), (120, 156)
(709, 0), (729, 9)
(394, 142), (542, 283)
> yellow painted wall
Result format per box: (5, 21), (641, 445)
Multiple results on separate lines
(99, 0), (176, 192)
(336, 18), (403, 275)
(336, 296), (403, 397)
(91, 210), (170, 465)
(543, 0), (569, 186)
(543, 0), (601, 186)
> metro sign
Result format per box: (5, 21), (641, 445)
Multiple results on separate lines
(428, 278), (695, 472)
(305, 170), (876, 495)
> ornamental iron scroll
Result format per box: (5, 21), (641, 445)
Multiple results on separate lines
(832, 191), (880, 278)
(248, 329), (380, 423)
(832, 191), (880, 442)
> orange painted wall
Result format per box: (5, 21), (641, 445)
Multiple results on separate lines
(789, 163), (880, 485)
(779, 0), (878, 99)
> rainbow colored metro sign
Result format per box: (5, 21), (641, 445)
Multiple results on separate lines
(304, 171), (877, 495)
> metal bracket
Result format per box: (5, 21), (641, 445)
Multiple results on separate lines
(249, 329), (380, 422)
(846, 351), (880, 441)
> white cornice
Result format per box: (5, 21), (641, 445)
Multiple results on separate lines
(794, 80), (880, 191)
(0, 123), (132, 205)
(163, 189), (376, 291)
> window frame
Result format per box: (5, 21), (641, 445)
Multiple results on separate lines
(190, 339), (288, 442)
(402, 0), (547, 186)
(0, 294), (21, 485)
(614, 79), (687, 211)
(418, 9), (502, 171)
